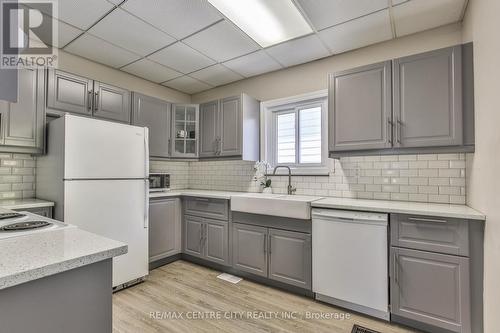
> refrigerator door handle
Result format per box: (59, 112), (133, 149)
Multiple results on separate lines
(144, 127), (149, 178)
(144, 179), (149, 228)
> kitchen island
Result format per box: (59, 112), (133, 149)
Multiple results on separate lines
(0, 226), (127, 333)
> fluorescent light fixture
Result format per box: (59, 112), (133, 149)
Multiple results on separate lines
(208, 0), (312, 47)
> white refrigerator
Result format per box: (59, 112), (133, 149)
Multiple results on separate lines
(37, 115), (149, 288)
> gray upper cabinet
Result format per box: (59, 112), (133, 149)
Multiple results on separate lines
(391, 247), (471, 333)
(93, 82), (131, 123)
(393, 46), (463, 148)
(199, 100), (219, 157)
(149, 198), (180, 262)
(47, 69), (93, 116)
(0, 68), (45, 153)
(199, 93), (259, 160)
(232, 223), (268, 277)
(219, 96), (242, 156)
(0, 68), (18, 103)
(46, 69), (131, 123)
(132, 93), (171, 158)
(171, 104), (199, 158)
(329, 61), (392, 151)
(268, 229), (311, 289)
(329, 44), (472, 157)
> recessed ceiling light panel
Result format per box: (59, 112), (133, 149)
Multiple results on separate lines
(208, 0), (312, 47)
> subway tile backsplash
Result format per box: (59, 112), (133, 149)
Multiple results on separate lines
(0, 153), (466, 204)
(0, 153), (36, 199)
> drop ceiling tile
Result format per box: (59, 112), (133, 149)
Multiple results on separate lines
(121, 59), (182, 83)
(393, 0), (466, 37)
(49, 0), (115, 30)
(33, 14), (83, 48)
(318, 10), (393, 54)
(88, 9), (175, 56)
(297, 0), (388, 31)
(163, 76), (212, 94)
(183, 20), (260, 62)
(223, 51), (282, 77)
(107, 0), (123, 4)
(65, 34), (141, 68)
(148, 42), (216, 74)
(122, 0), (222, 39)
(190, 64), (243, 86)
(392, 0), (409, 5)
(265, 35), (330, 67)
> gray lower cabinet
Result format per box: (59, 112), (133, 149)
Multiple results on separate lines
(13, 206), (52, 218)
(0, 68), (45, 153)
(92, 82), (131, 123)
(390, 247), (471, 333)
(46, 69), (93, 116)
(393, 45), (462, 148)
(149, 198), (180, 262)
(232, 223), (268, 277)
(268, 229), (311, 289)
(199, 93), (259, 160)
(184, 215), (229, 265)
(329, 61), (392, 151)
(232, 223), (312, 289)
(132, 93), (171, 158)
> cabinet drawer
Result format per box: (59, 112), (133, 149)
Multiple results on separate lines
(391, 214), (469, 256)
(184, 197), (229, 221)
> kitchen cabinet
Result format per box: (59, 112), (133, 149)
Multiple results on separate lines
(46, 69), (131, 123)
(132, 93), (171, 158)
(232, 222), (311, 288)
(172, 104), (198, 158)
(268, 229), (311, 289)
(0, 68), (17, 102)
(0, 68), (45, 154)
(149, 198), (180, 263)
(183, 215), (229, 265)
(329, 44), (473, 157)
(199, 93), (259, 160)
(329, 61), (392, 151)
(232, 223), (268, 277)
(393, 46), (462, 148)
(184, 197), (229, 221)
(390, 247), (470, 333)
(13, 206), (53, 218)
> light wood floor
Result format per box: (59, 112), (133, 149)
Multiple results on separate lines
(113, 260), (422, 333)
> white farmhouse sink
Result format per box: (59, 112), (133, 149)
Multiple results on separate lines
(231, 193), (323, 220)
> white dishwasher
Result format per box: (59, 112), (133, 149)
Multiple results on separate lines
(312, 208), (389, 320)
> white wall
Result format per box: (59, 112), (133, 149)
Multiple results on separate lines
(56, 50), (190, 103)
(462, 0), (500, 332)
(192, 23), (463, 103)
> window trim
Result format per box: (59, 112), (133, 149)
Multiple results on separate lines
(261, 90), (329, 175)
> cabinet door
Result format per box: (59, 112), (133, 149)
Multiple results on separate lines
(184, 215), (204, 258)
(0, 68), (44, 149)
(329, 61), (392, 152)
(14, 207), (52, 218)
(149, 198), (180, 262)
(132, 93), (171, 158)
(46, 69), (93, 115)
(204, 219), (229, 266)
(232, 223), (268, 277)
(219, 96), (242, 156)
(268, 229), (311, 289)
(199, 100), (219, 157)
(391, 247), (470, 333)
(93, 82), (131, 123)
(171, 104), (198, 158)
(0, 68), (17, 102)
(393, 46), (462, 148)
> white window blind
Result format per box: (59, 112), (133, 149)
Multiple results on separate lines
(277, 112), (296, 164)
(299, 107), (322, 164)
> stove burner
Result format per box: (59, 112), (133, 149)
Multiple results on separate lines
(0, 212), (26, 220)
(0, 221), (52, 231)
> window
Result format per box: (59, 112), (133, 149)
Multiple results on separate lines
(263, 91), (328, 174)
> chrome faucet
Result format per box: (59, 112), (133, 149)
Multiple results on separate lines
(272, 166), (296, 195)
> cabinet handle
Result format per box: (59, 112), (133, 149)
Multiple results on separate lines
(408, 217), (447, 224)
(218, 136), (222, 155)
(394, 254), (399, 285)
(268, 234), (272, 254)
(87, 91), (93, 112)
(396, 118), (402, 144)
(194, 197), (210, 202)
(94, 92), (99, 112)
(199, 225), (203, 248)
(387, 118), (393, 145)
(263, 234), (267, 253)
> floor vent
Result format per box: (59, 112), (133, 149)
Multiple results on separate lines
(351, 325), (381, 333)
(217, 273), (242, 284)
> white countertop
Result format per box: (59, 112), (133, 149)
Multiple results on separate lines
(0, 198), (54, 210)
(150, 189), (485, 220)
(311, 197), (485, 220)
(0, 228), (127, 290)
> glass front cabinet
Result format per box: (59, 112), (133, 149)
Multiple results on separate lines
(172, 104), (199, 158)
